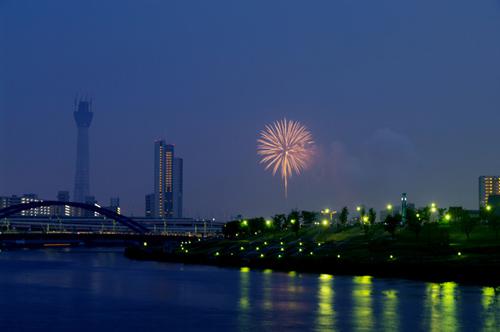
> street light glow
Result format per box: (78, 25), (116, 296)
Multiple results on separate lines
(387, 204), (393, 210)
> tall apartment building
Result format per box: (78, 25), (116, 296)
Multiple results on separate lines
(479, 176), (500, 207)
(146, 141), (183, 218)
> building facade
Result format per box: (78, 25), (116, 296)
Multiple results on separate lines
(0, 194), (51, 216)
(56, 190), (72, 216)
(152, 140), (174, 218)
(146, 141), (184, 218)
(479, 176), (500, 208)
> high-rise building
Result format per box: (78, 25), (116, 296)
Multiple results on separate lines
(173, 157), (183, 218)
(153, 140), (174, 218)
(73, 98), (93, 203)
(479, 176), (500, 207)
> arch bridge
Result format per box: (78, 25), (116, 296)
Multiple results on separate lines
(0, 201), (149, 234)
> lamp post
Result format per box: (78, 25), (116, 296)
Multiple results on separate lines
(321, 208), (336, 227)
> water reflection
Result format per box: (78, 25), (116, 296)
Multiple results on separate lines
(238, 267), (251, 330)
(315, 274), (335, 332)
(381, 289), (399, 332)
(262, 269), (273, 311)
(424, 282), (458, 331)
(482, 287), (499, 331)
(352, 276), (374, 331)
(2, 249), (500, 332)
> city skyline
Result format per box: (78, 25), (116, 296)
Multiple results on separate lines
(2, 1), (500, 219)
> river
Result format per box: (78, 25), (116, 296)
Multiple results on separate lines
(0, 248), (498, 331)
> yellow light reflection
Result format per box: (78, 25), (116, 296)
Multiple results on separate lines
(481, 287), (499, 331)
(315, 274), (336, 331)
(238, 265), (251, 330)
(382, 290), (399, 332)
(262, 268), (273, 311)
(352, 276), (374, 331)
(424, 282), (458, 332)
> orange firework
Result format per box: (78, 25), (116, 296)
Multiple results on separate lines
(257, 118), (314, 197)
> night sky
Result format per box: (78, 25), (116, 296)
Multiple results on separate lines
(1, 0), (500, 219)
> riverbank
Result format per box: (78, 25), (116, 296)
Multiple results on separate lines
(125, 224), (500, 286)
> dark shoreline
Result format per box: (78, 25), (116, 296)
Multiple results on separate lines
(124, 246), (500, 287)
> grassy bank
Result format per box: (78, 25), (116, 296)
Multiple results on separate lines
(125, 223), (500, 286)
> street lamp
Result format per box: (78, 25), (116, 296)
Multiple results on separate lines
(430, 202), (437, 214)
(322, 219), (329, 227)
(386, 204), (393, 211)
(321, 208), (336, 227)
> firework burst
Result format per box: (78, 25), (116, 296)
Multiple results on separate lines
(257, 118), (314, 197)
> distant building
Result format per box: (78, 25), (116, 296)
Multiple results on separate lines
(173, 157), (183, 218)
(73, 98), (93, 203)
(56, 190), (72, 216)
(145, 193), (155, 217)
(154, 140), (174, 218)
(105, 197), (121, 214)
(146, 141), (185, 218)
(84, 196), (98, 217)
(0, 196), (10, 209)
(0, 194), (51, 216)
(479, 176), (500, 208)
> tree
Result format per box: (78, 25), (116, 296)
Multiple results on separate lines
(453, 207), (477, 240)
(489, 215), (500, 240)
(223, 220), (240, 238)
(301, 211), (318, 225)
(384, 213), (401, 239)
(407, 208), (423, 239)
(248, 217), (265, 235)
(339, 207), (349, 227)
(359, 206), (366, 224)
(368, 208), (377, 225)
(272, 214), (287, 230)
(288, 210), (301, 234)
(480, 206), (500, 239)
